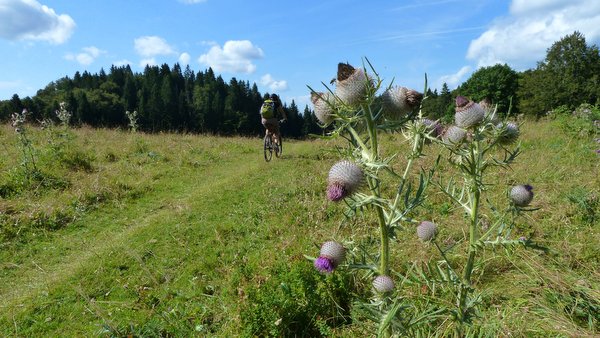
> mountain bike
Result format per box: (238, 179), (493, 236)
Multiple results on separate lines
(263, 122), (283, 162)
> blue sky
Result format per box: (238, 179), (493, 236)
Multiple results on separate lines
(1, 0), (600, 109)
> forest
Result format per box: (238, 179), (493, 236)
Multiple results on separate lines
(1, 32), (599, 137)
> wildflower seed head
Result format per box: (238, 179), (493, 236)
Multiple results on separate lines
(314, 241), (345, 273)
(497, 122), (520, 144)
(381, 86), (423, 119)
(417, 221), (438, 241)
(311, 92), (335, 125)
(442, 125), (467, 145)
(327, 160), (363, 200)
(510, 184), (534, 207)
(334, 66), (369, 107)
(455, 96), (485, 128)
(373, 275), (395, 293)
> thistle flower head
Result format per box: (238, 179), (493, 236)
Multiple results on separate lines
(334, 64), (370, 107)
(381, 86), (423, 119)
(372, 275), (395, 293)
(314, 241), (345, 273)
(497, 122), (520, 144)
(442, 125), (467, 145)
(327, 160), (363, 201)
(311, 91), (335, 125)
(510, 184), (534, 207)
(417, 221), (437, 241)
(421, 118), (443, 138)
(455, 96), (485, 128)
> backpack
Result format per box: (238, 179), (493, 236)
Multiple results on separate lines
(260, 99), (275, 119)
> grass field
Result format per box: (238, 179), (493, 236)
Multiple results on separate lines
(0, 118), (598, 336)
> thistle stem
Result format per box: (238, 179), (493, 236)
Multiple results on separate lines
(362, 105), (390, 276)
(459, 135), (481, 324)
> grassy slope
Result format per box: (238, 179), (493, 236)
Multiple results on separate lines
(0, 120), (598, 336)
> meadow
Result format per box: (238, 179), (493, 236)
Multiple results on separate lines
(0, 116), (598, 336)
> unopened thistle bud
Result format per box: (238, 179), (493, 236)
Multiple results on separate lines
(442, 125), (467, 145)
(311, 92), (334, 125)
(372, 275), (395, 293)
(314, 241), (346, 273)
(334, 63), (369, 107)
(510, 184), (534, 207)
(497, 122), (519, 144)
(327, 160), (363, 201)
(381, 86), (423, 119)
(417, 221), (437, 241)
(455, 96), (485, 128)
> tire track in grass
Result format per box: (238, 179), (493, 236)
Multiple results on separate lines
(0, 147), (271, 314)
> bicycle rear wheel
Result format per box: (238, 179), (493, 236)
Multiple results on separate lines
(263, 134), (273, 162)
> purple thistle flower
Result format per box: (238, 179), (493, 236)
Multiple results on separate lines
(314, 241), (346, 274)
(311, 92), (334, 125)
(326, 183), (347, 202)
(442, 125), (467, 145)
(455, 96), (485, 128)
(334, 67), (370, 107)
(511, 184), (534, 207)
(314, 256), (335, 273)
(381, 86), (423, 119)
(327, 160), (363, 201)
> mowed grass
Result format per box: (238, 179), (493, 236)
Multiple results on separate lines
(0, 119), (598, 336)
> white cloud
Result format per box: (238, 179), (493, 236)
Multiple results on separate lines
(260, 74), (288, 91)
(64, 46), (106, 66)
(468, 0), (600, 69)
(134, 36), (176, 57)
(0, 0), (75, 44)
(179, 52), (191, 65)
(198, 40), (264, 73)
(438, 66), (472, 89)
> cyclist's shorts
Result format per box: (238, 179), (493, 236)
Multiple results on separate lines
(262, 117), (279, 133)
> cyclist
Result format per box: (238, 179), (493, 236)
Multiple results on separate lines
(261, 93), (287, 146)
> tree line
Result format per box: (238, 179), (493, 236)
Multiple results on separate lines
(1, 32), (599, 136)
(0, 63), (322, 138)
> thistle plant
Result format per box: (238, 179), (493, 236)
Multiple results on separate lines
(45, 102), (74, 161)
(10, 109), (39, 180)
(307, 62), (540, 336)
(431, 96), (542, 331)
(308, 61), (435, 336)
(125, 110), (139, 132)
(55, 101), (72, 126)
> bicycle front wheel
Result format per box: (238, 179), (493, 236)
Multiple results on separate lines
(264, 134), (273, 162)
(275, 135), (282, 158)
